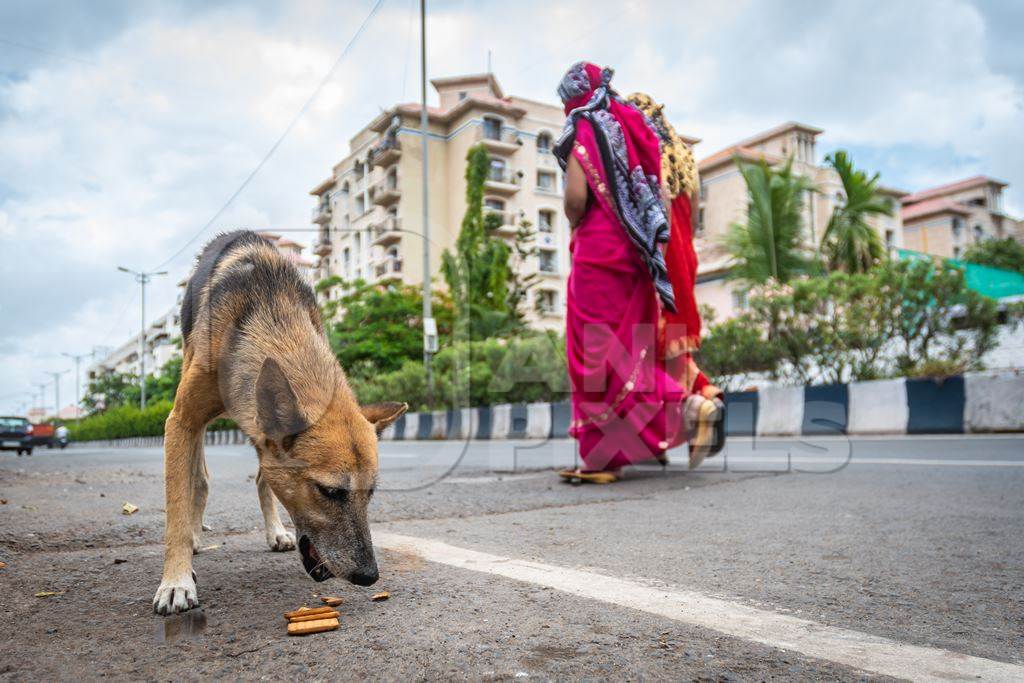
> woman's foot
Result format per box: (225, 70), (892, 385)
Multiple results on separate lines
(558, 468), (621, 485)
(686, 395), (723, 469)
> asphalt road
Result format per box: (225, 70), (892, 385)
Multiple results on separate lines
(1, 435), (1022, 681)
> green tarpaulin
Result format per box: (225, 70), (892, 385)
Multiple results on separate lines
(897, 249), (1024, 300)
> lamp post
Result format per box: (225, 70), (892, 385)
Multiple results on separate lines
(419, 0), (436, 404)
(117, 266), (168, 409)
(49, 370), (69, 420)
(62, 351), (90, 420)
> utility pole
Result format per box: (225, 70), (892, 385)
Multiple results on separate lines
(117, 266), (168, 409)
(49, 370), (69, 419)
(62, 352), (90, 419)
(36, 382), (48, 418)
(420, 0), (436, 405)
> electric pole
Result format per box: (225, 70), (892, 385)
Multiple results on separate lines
(62, 351), (90, 419)
(420, 0), (436, 405)
(117, 266), (168, 409)
(49, 370), (69, 419)
(35, 382), (48, 419)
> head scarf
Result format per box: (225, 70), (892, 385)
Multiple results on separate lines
(553, 62), (675, 313)
(627, 92), (699, 200)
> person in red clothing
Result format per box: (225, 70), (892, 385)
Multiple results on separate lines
(628, 92), (726, 469)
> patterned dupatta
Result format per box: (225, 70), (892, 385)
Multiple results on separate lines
(552, 62), (676, 313)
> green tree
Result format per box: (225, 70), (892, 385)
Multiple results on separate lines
(323, 280), (453, 380)
(503, 216), (540, 327)
(822, 150), (893, 273)
(441, 144), (515, 339)
(962, 237), (1024, 274)
(725, 157), (818, 284)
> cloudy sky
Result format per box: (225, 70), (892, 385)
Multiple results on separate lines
(1, 0), (1022, 414)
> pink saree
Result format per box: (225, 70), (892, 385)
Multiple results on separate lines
(559, 64), (689, 471)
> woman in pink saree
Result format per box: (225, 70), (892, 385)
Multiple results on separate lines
(555, 62), (691, 483)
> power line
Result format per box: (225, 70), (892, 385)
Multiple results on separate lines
(149, 0), (388, 273)
(99, 288), (138, 348)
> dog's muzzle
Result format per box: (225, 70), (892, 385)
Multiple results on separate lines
(298, 535), (335, 582)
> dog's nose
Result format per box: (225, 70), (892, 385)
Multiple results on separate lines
(349, 565), (379, 586)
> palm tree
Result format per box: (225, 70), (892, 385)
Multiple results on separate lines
(822, 150), (893, 273)
(725, 156), (817, 284)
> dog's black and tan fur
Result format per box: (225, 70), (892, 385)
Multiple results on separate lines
(154, 231), (406, 615)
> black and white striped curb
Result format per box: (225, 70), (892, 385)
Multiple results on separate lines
(71, 371), (1023, 448)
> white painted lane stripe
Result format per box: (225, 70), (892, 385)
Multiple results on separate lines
(376, 532), (1023, 682)
(691, 457), (1024, 468)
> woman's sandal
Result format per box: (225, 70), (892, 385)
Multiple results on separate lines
(558, 469), (620, 485)
(688, 396), (723, 470)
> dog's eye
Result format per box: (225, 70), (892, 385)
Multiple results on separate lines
(316, 484), (348, 502)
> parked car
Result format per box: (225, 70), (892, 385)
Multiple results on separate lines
(0, 416), (34, 455)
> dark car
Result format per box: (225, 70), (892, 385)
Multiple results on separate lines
(0, 416), (34, 456)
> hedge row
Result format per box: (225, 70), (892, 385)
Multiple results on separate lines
(68, 401), (237, 442)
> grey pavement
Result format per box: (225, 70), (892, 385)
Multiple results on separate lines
(0, 435), (1022, 680)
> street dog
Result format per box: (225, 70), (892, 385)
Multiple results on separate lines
(153, 230), (406, 615)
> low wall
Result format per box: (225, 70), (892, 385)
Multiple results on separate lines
(72, 371), (1024, 449)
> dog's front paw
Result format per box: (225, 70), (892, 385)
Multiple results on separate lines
(153, 573), (198, 615)
(266, 529), (296, 552)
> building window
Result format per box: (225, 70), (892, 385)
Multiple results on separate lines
(973, 224), (984, 242)
(482, 116), (502, 141)
(953, 246), (961, 259)
(355, 195), (365, 216)
(537, 132), (552, 153)
(538, 249), (557, 273)
(458, 90), (467, 101)
(342, 248), (350, 276)
(485, 198), (505, 212)
(537, 290), (557, 314)
(537, 171), (556, 192)
(731, 289), (749, 311)
(699, 180), (706, 201)
(386, 169), (398, 190)
(538, 209), (555, 233)
(885, 229), (894, 250)
(354, 161), (365, 182)
(697, 207), (705, 235)
(952, 217), (964, 239)
(488, 158), (507, 182)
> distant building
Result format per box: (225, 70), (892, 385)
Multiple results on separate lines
(693, 122), (906, 321)
(308, 72), (568, 330)
(900, 176), (1022, 259)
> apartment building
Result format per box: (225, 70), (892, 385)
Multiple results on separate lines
(309, 73), (568, 330)
(692, 122), (907, 320)
(900, 176), (1021, 259)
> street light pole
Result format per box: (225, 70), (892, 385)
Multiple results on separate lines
(62, 352), (90, 420)
(118, 266), (168, 410)
(49, 370), (69, 419)
(420, 0), (435, 405)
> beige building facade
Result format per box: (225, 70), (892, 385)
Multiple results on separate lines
(692, 122), (907, 321)
(900, 176), (1020, 259)
(310, 73), (568, 330)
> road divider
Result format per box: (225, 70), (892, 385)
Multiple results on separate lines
(70, 371), (1023, 448)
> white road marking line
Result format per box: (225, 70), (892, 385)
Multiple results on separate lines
(376, 532), (1023, 682)
(694, 457), (1024, 468)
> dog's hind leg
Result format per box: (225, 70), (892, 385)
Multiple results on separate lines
(190, 446), (210, 553)
(256, 467), (296, 551)
(154, 366), (222, 616)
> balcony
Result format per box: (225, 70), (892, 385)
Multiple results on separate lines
(478, 126), (522, 155)
(371, 216), (402, 246)
(369, 137), (401, 168)
(373, 256), (403, 280)
(537, 150), (559, 169)
(484, 209), (520, 236)
(484, 167), (522, 195)
(371, 177), (401, 206)
(313, 236), (333, 257)
(311, 202), (332, 225)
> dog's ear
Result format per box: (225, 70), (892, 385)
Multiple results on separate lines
(256, 357), (309, 447)
(360, 402), (408, 434)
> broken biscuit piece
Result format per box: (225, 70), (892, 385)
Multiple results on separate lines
(290, 609), (339, 623)
(320, 596), (343, 607)
(283, 606), (336, 620)
(371, 591), (390, 602)
(287, 617), (339, 636)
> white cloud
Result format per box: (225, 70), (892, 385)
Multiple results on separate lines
(1, 0), (1022, 412)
